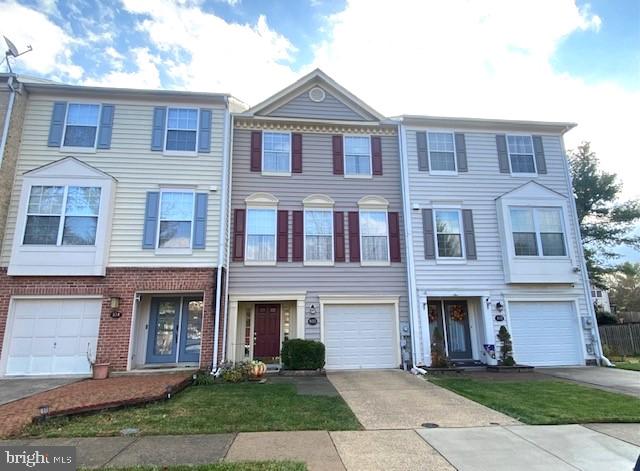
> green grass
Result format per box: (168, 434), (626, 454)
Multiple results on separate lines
(610, 356), (640, 371)
(430, 377), (640, 425)
(92, 462), (306, 471)
(23, 384), (361, 438)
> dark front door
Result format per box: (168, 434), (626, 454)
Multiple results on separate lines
(443, 301), (473, 360)
(254, 304), (281, 359)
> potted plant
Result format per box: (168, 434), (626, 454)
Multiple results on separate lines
(430, 327), (450, 368)
(88, 352), (109, 380)
(497, 325), (515, 366)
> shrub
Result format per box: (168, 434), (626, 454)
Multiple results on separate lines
(497, 325), (516, 366)
(430, 327), (450, 368)
(193, 370), (216, 386)
(596, 310), (618, 325)
(281, 339), (325, 370)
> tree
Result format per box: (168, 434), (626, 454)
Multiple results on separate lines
(569, 142), (640, 287)
(609, 262), (640, 313)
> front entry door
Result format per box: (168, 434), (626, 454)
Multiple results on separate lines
(146, 297), (203, 364)
(254, 304), (281, 360)
(443, 301), (473, 360)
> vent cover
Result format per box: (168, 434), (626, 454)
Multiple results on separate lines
(308, 87), (326, 103)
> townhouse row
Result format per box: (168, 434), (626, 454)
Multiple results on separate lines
(0, 70), (603, 376)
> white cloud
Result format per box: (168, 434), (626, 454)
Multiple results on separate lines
(121, 0), (298, 103)
(83, 47), (161, 88)
(0, 0), (83, 80)
(310, 0), (639, 199)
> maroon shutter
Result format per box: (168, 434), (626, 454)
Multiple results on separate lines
(371, 136), (383, 175)
(348, 211), (360, 262)
(334, 211), (345, 262)
(388, 211), (401, 262)
(232, 209), (245, 261)
(291, 133), (302, 173)
(292, 210), (303, 262)
(277, 210), (289, 262)
(332, 135), (344, 175)
(250, 131), (262, 172)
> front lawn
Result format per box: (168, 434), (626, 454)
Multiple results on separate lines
(430, 377), (640, 425)
(94, 463), (306, 471)
(24, 383), (361, 438)
(611, 356), (640, 372)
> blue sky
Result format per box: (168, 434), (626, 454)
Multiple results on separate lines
(1, 0), (639, 262)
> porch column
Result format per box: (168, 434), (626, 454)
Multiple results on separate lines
(227, 299), (238, 363)
(418, 294), (431, 366)
(481, 297), (498, 365)
(296, 299), (305, 339)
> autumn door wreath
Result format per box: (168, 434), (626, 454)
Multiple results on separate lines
(450, 304), (466, 322)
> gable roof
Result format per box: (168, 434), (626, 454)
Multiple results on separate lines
(242, 68), (385, 121)
(24, 156), (117, 181)
(496, 180), (568, 200)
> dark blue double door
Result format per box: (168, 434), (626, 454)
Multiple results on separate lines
(146, 296), (204, 364)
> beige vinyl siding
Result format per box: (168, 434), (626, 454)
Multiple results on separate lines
(230, 128), (409, 340)
(405, 128), (593, 353)
(265, 90), (369, 121)
(1, 95), (226, 267)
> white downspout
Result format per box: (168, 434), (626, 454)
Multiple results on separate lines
(212, 102), (232, 370)
(221, 113), (235, 363)
(559, 132), (610, 366)
(0, 76), (16, 165)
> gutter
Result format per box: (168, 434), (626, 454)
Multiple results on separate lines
(0, 75), (17, 165)
(212, 101), (232, 370)
(559, 136), (610, 367)
(220, 114), (235, 362)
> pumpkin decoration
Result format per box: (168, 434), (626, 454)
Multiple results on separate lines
(450, 305), (466, 322)
(249, 360), (267, 379)
(428, 305), (438, 323)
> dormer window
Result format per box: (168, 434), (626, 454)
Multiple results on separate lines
(510, 207), (566, 257)
(63, 104), (100, 148)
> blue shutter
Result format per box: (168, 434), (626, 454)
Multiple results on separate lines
(151, 107), (166, 151)
(198, 109), (212, 153)
(192, 193), (208, 249)
(97, 104), (115, 149)
(142, 192), (160, 249)
(47, 102), (67, 147)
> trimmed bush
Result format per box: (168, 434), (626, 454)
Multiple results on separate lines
(281, 339), (325, 370)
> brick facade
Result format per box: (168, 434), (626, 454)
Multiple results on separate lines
(0, 266), (225, 372)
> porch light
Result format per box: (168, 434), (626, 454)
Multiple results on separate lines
(496, 302), (504, 312)
(309, 304), (316, 315)
(110, 297), (121, 310)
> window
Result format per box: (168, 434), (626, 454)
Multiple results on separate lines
(263, 132), (291, 173)
(428, 132), (456, 172)
(246, 208), (277, 262)
(360, 210), (389, 262)
(434, 210), (463, 258)
(304, 210), (333, 262)
(158, 191), (194, 248)
(507, 135), (536, 174)
(63, 104), (100, 148)
(23, 185), (101, 246)
(344, 136), (371, 176)
(166, 108), (198, 152)
(510, 207), (566, 257)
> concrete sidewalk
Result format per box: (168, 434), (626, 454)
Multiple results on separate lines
(542, 366), (640, 397)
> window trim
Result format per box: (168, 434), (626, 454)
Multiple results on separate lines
(155, 188), (196, 253)
(163, 106), (200, 156)
(261, 130), (292, 176)
(244, 205), (278, 266)
(432, 208), (466, 262)
(303, 207), (334, 266)
(509, 205), (568, 259)
(343, 134), (372, 179)
(506, 134), (537, 176)
(427, 130), (458, 176)
(60, 102), (101, 153)
(22, 184), (102, 247)
(358, 209), (390, 266)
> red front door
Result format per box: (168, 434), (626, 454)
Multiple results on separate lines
(254, 304), (281, 359)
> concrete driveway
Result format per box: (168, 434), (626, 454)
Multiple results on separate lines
(0, 377), (79, 406)
(542, 366), (640, 397)
(327, 369), (518, 429)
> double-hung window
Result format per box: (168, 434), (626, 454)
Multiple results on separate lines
(428, 132), (456, 172)
(158, 191), (194, 248)
(263, 132), (291, 173)
(510, 207), (566, 257)
(246, 208), (277, 262)
(360, 210), (389, 262)
(23, 185), (101, 246)
(304, 209), (333, 263)
(434, 210), (463, 258)
(166, 108), (198, 152)
(344, 136), (371, 176)
(507, 135), (536, 174)
(63, 104), (100, 148)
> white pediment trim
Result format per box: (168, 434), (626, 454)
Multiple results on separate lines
(23, 156), (117, 181)
(496, 181), (567, 201)
(358, 195), (389, 209)
(245, 192), (279, 206)
(303, 194), (335, 208)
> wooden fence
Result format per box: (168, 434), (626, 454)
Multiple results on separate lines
(599, 323), (640, 356)
(618, 312), (640, 323)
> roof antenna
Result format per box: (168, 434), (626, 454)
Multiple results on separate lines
(4, 36), (33, 74)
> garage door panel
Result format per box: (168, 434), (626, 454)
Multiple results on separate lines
(11, 318), (35, 337)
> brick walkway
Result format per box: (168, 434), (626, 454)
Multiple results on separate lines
(0, 372), (192, 438)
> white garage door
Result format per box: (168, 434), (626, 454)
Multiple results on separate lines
(509, 301), (583, 367)
(4, 298), (101, 376)
(324, 304), (398, 369)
